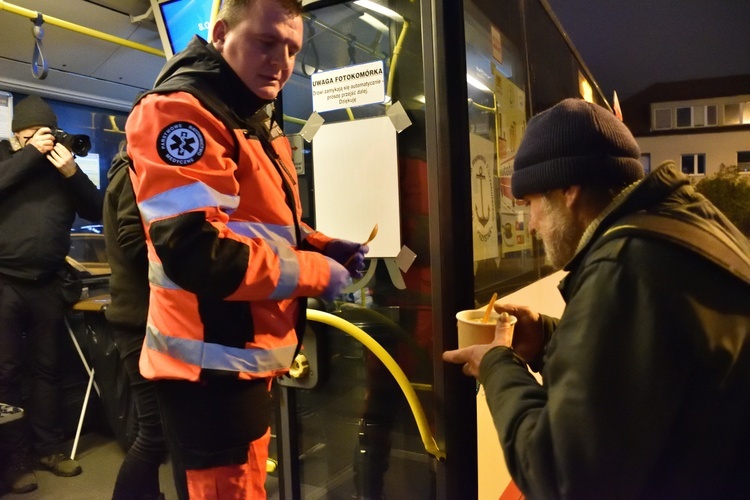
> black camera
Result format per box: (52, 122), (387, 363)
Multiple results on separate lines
(52, 128), (91, 157)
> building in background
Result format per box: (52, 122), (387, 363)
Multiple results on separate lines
(622, 74), (750, 177)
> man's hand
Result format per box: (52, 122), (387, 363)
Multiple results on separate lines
(324, 239), (369, 277)
(443, 312), (517, 378)
(442, 343), (498, 378)
(26, 127), (54, 154)
(493, 303), (545, 365)
(47, 143), (77, 178)
(320, 257), (351, 301)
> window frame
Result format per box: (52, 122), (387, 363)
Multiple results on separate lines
(680, 153), (706, 175)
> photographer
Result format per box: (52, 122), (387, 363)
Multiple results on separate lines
(0, 95), (102, 494)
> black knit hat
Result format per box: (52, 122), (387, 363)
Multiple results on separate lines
(12, 95), (58, 132)
(511, 98), (643, 199)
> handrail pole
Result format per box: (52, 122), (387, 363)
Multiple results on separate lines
(307, 309), (446, 461)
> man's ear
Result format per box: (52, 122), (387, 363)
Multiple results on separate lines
(211, 19), (227, 48)
(562, 185), (582, 210)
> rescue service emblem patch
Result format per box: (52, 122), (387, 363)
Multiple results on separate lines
(157, 122), (206, 165)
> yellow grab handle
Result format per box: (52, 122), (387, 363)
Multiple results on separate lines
(0, 1), (165, 57)
(306, 309), (445, 461)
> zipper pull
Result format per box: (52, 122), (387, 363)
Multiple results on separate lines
(276, 158), (297, 187)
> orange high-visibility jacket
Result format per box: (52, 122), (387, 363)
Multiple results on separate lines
(127, 91), (335, 382)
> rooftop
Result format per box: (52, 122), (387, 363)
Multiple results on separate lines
(622, 74), (750, 135)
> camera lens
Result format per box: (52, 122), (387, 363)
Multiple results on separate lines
(70, 135), (92, 157)
(52, 128), (91, 157)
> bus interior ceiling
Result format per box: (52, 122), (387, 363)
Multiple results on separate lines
(0, 0), (165, 111)
(0, 1), (381, 113)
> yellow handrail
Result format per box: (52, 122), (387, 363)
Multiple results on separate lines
(385, 19), (409, 103)
(306, 308), (446, 461)
(208, 0), (221, 42)
(0, 1), (165, 57)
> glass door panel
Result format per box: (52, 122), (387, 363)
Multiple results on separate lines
(277, 0), (435, 497)
(463, 0), (545, 306)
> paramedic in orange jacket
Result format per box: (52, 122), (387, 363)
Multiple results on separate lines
(125, 0), (368, 498)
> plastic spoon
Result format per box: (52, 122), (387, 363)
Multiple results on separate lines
(483, 292), (498, 323)
(343, 224), (378, 267)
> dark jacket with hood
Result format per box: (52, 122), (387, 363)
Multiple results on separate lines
(0, 138), (102, 281)
(103, 151), (148, 327)
(480, 162), (750, 498)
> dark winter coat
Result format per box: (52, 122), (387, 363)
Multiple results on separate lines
(103, 151), (149, 327)
(480, 161), (750, 499)
(0, 140), (102, 281)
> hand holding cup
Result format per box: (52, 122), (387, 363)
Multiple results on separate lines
(446, 307), (518, 378)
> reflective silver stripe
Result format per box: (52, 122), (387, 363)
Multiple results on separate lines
(300, 226), (316, 238)
(148, 262), (181, 289)
(270, 245), (300, 300)
(145, 325), (296, 373)
(147, 223), (300, 297)
(227, 221), (300, 299)
(227, 221), (296, 246)
(138, 182), (240, 223)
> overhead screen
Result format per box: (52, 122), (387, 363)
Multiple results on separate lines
(150, 0), (217, 58)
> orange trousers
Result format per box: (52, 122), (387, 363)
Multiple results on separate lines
(184, 429), (271, 499)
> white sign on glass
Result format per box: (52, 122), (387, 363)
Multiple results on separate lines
(0, 92), (12, 140)
(311, 61), (386, 113)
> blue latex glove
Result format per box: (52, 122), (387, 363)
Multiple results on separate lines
(321, 257), (351, 301)
(324, 239), (370, 278)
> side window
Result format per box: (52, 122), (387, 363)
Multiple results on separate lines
(724, 103), (740, 125)
(706, 105), (718, 125)
(653, 108), (671, 130)
(640, 153), (651, 174)
(743, 102), (750, 124)
(675, 107), (691, 128)
(737, 151), (750, 172)
(693, 106), (705, 127)
(681, 153), (706, 175)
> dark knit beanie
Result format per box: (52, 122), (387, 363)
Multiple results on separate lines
(511, 98), (643, 199)
(11, 95), (58, 132)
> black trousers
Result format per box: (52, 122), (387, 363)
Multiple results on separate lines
(109, 323), (168, 500)
(155, 377), (271, 500)
(0, 275), (68, 458)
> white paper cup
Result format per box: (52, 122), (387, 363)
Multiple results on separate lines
(456, 309), (498, 348)
(456, 309), (517, 348)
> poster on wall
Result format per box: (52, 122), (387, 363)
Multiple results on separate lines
(492, 66), (526, 162)
(0, 92), (12, 140)
(75, 154), (101, 190)
(492, 69), (532, 256)
(470, 133), (499, 261)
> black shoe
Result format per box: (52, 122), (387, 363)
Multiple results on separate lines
(4, 460), (38, 494)
(39, 453), (82, 477)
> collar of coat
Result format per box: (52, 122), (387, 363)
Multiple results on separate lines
(565, 161), (750, 274)
(149, 35), (273, 122)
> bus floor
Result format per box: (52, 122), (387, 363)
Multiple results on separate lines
(0, 431), (284, 500)
(0, 431), (173, 500)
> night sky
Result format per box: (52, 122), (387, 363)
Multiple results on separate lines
(546, 0), (750, 102)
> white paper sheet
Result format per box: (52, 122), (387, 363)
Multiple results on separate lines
(312, 116), (401, 258)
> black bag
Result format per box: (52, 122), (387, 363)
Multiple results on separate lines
(55, 262), (84, 306)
